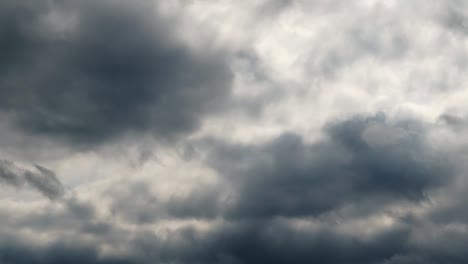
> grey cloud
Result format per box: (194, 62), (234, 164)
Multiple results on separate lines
(0, 160), (64, 199)
(0, 218), (409, 264)
(401, 223), (468, 264)
(24, 165), (64, 200)
(2, 0), (468, 263)
(439, 113), (468, 131)
(0, 215), (465, 264)
(108, 181), (225, 223)
(65, 196), (96, 220)
(0, 160), (23, 186)
(428, 187), (468, 225)
(124, 220), (411, 264)
(1, 200), (467, 264)
(0, 235), (138, 264)
(0, 0), (232, 146)
(0, 115), (461, 264)
(207, 115), (453, 219)
(212, 221), (409, 264)
(13, 195), (114, 240)
(438, 0), (468, 35)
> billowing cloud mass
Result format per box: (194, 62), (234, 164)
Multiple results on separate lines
(206, 115), (453, 219)
(0, 0), (232, 145)
(1, 0), (468, 264)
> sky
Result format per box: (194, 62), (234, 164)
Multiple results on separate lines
(1, 0), (468, 263)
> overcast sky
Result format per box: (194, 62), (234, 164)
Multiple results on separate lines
(1, 0), (468, 263)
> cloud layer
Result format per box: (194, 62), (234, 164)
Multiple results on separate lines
(1, 0), (468, 264)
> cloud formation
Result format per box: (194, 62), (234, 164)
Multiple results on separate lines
(206, 115), (453, 219)
(2, 0), (468, 264)
(0, 160), (64, 199)
(0, 0), (232, 145)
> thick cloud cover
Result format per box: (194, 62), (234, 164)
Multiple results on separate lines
(2, 0), (468, 264)
(207, 115), (453, 219)
(0, 0), (232, 145)
(0, 115), (454, 264)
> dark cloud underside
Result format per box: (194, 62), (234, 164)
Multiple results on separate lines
(0, 115), (460, 264)
(208, 115), (453, 219)
(0, 0), (232, 145)
(1, 218), (464, 264)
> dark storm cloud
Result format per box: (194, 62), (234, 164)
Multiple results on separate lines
(0, 214), (466, 264)
(0, 114), (462, 264)
(207, 114), (453, 219)
(99, 114), (455, 223)
(0, 0), (232, 145)
(0, 160), (64, 199)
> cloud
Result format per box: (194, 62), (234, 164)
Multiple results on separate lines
(206, 114), (453, 219)
(0, 114), (461, 263)
(439, 113), (468, 131)
(0, 235), (138, 264)
(107, 180), (227, 223)
(2, 0), (468, 264)
(0, 0), (232, 146)
(0, 160), (64, 199)
(0, 213), (411, 264)
(125, 219), (411, 264)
